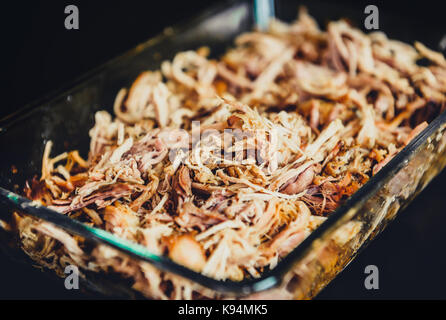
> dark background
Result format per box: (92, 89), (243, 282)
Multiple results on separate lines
(1, 0), (446, 299)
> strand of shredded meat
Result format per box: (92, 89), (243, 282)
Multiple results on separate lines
(16, 8), (446, 299)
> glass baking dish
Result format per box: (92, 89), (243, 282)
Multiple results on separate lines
(1, 0), (446, 299)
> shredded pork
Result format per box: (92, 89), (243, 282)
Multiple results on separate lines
(17, 9), (446, 299)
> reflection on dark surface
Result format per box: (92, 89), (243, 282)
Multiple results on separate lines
(317, 168), (446, 299)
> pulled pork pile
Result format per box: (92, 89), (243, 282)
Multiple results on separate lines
(17, 9), (446, 299)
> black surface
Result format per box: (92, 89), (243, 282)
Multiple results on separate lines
(1, 0), (446, 299)
(317, 168), (446, 300)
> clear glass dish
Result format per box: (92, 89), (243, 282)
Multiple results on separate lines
(1, 0), (446, 299)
